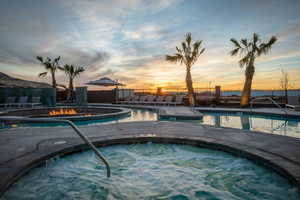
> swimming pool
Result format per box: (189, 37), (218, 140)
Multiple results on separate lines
(2, 143), (299, 200)
(199, 112), (300, 138)
(1, 109), (299, 138)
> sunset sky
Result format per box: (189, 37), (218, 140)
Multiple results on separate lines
(0, 0), (300, 90)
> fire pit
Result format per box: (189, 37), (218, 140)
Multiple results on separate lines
(0, 106), (131, 121)
(49, 108), (78, 116)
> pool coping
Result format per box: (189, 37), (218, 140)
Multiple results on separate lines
(0, 121), (300, 196)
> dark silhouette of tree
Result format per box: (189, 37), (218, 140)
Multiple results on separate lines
(37, 56), (61, 89)
(59, 64), (85, 101)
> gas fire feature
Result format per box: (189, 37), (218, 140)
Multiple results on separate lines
(0, 107), (131, 121)
(49, 109), (77, 116)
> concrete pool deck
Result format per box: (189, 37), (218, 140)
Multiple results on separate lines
(0, 120), (300, 195)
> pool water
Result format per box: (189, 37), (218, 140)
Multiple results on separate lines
(3, 143), (299, 200)
(199, 112), (300, 138)
(1, 109), (299, 138)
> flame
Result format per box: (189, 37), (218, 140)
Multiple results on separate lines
(49, 108), (77, 116)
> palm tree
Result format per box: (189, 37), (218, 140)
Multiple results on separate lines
(230, 33), (277, 107)
(166, 33), (205, 106)
(59, 64), (85, 101)
(36, 56), (61, 89)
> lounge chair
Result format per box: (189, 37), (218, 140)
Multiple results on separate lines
(144, 95), (156, 105)
(129, 96), (141, 104)
(0, 97), (16, 108)
(286, 96), (300, 111)
(154, 96), (165, 105)
(136, 95), (148, 104)
(31, 96), (42, 107)
(169, 95), (185, 106)
(163, 96), (174, 106)
(16, 96), (28, 108)
(117, 96), (133, 104)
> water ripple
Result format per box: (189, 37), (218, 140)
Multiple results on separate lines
(2, 144), (300, 200)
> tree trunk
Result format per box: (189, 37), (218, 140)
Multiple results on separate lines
(285, 89), (288, 104)
(67, 78), (74, 102)
(240, 58), (255, 107)
(186, 67), (195, 106)
(51, 70), (56, 89)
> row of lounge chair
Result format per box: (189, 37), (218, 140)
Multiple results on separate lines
(118, 95), (185, 106)
(0, 96), (41, 108)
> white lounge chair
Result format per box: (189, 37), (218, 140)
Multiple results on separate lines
(125, 96), (138, 104)
(117, 96), (133, 104)
(137, 95), (148, 104)
(144, 95), (156, 105)
(169, 95), (185, 106)
(31, 96), (42, 107)
(154, 96), (165, 105)
(0, 97), (16, 108)
(163, 96), (174, 106)
(14, 96), (28, 108)
(286, 96), (300, 111)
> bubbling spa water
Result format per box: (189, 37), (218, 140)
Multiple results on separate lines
(3, 144), (300, 200)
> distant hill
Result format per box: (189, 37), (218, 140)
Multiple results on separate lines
(0, 72), (51, 88)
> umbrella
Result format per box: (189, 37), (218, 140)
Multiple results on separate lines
(86, 77), (126, 103)
(86, 77), (125, 87)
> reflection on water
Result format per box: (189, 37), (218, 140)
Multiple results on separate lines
(1, 109), (299, 138)
(117, 109), (158, 123)
(201, 112), (300, 138)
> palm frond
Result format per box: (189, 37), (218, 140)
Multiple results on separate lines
(74, 67), (85, 77)
(176, 46), (182, 54)
(230, 38), (241, 48)
(54, 56), (61, 63)
(253, 33), (259, 44)
(166, 32), (204, 68)
(186, 33), (192, 46)
(199, 48), (205, 55)
(258, 36), (277, 56)
(193, 40), (202, 52)
(38, 72), (48, 77)
(166, 54), (182, 64)
(230, 48), (240, 56)
(181, 42), (187, 53)
(241, 39), (248, 47)
(36, 56), (43, 63)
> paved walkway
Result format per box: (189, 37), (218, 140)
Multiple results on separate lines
(0, 121), (300, 195)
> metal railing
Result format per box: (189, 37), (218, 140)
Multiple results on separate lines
(0, 116), (111, 178)
(250, 97), (288, 116)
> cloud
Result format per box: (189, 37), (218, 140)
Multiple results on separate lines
(123, 25), (166, 40)
(0, 45), (110, 71)
(94, 69), (117, 78)
(114, 54), (165, 69)
(64, 0), (181, 17)
(257, 50), (300, 63)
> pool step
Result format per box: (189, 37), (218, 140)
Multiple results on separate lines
(158, 107), (203, 120)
